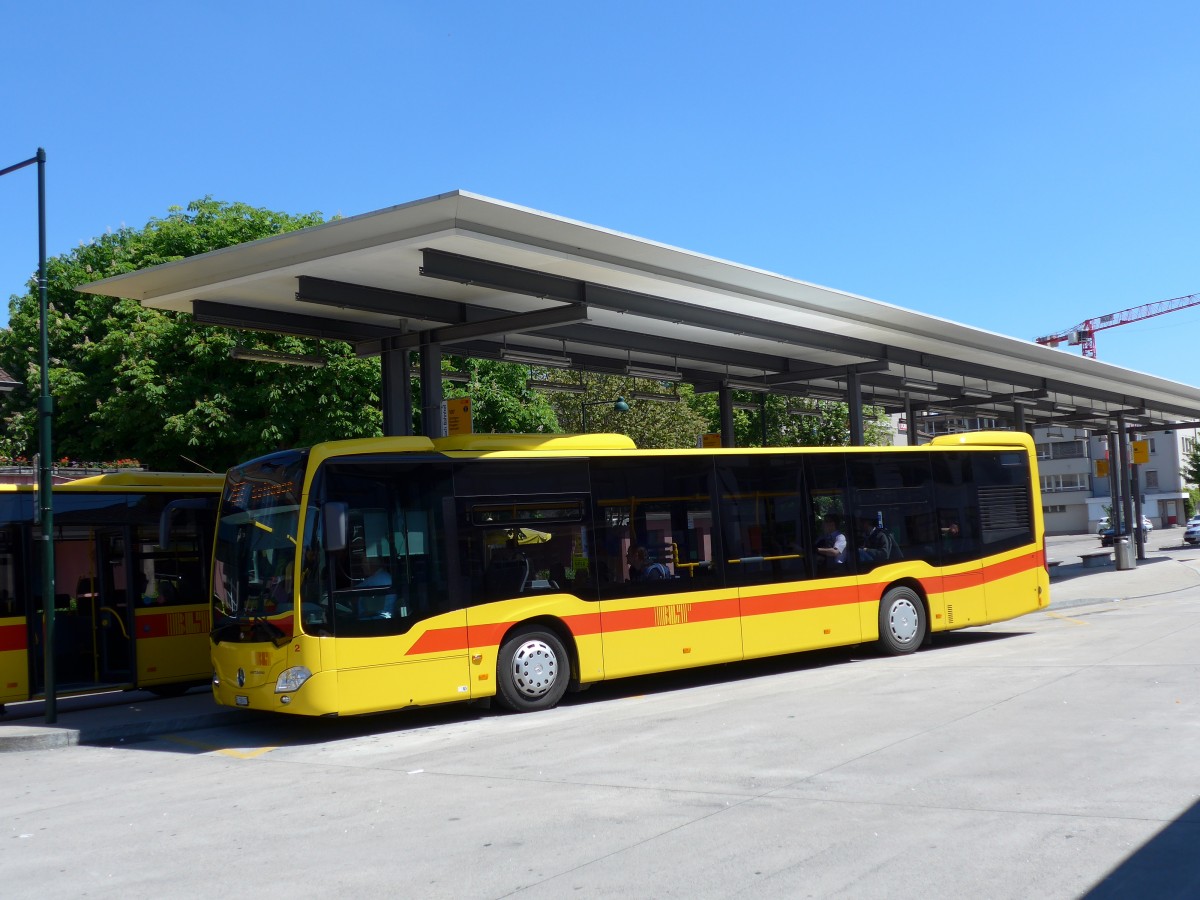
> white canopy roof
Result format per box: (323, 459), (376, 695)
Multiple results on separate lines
(81, 190), (1200, 426)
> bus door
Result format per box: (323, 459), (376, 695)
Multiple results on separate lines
(33, 525), (136, 692)
(0, 523), (29, 704)
(717, 456), (845, 660)
(321, 461), (467, 713)
(931, 454), (988, 628)
(590, 458), (739, 679)
(131, 501), (214, 688)
(92, 528), (136, 684)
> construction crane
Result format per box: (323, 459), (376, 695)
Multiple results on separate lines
(1035, 291), (1200, 358)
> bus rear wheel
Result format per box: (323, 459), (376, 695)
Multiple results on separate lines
(877, 586), (926, 655)
(496, 628), (570, 712)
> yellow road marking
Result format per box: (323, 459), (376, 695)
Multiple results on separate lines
(1044, 610), (1089, 626)
(161, 734), (279, 758)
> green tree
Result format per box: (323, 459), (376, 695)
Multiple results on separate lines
(440, 357), (559, 434)
(0, 198), (387, 471)
(534, 372), (708, 448)
(1182, 443), (1200, 486)
(689, 392), (893, 447)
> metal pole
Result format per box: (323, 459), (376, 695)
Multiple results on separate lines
(760, 393), (768, 447)
(36, 149), (56, 723)
(418, 335), (444, 438)
(1132, 466), (1146, 560)
(718, 385), (735, 448)
(1105, 429), (1120, 532)
(1131, 434), (1146, 561)
(0, 150), (53, 720)
(847, 370), (863, 446)
(1117, 412), (1136, 569)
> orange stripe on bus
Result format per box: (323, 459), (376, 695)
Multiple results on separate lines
(740, 584), (859, 616)
(0, 623), (27, 652)
(406, 626), (469, 656)
(403, 550), (1047, 656)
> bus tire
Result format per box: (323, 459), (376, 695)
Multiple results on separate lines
(877, 586), (926, 655)
(496, 628), (570, 712)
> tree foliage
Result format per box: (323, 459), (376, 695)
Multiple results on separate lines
(689, 391), (894, 447)
(440, 357), (560, 434)
(0, 199), (387, 471)
(542, 373), (709, 448)
(1182, 443), (1200, 486)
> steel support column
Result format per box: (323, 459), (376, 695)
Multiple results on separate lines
(847, 370), (864, 446)
(1106, 430), (1121, 534)
(1131, 430), (1146, 561)
(904, 397), (916, 446)
(419, 335), (444, 438)
(381, 347), (412, 436)
(1117, 412), (1136, 567)
(1013, 403), (1026, 433)
(719, 384), (735, 448)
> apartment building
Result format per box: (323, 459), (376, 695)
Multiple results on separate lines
(1084, 428), (1197, 531)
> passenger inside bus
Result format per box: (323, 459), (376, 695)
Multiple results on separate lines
(627, 546), (669, 581)
(814, 514), (848, 574)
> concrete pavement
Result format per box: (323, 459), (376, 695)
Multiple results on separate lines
(3, 530), (1198, 753)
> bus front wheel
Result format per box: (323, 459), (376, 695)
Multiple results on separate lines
(496, 628), (570, 712)
(878, 586), (926, 655)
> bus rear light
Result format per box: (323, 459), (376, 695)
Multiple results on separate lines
(275, 666), (312, 693)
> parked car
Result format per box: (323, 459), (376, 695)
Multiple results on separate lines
(1096, 516), (1110, 535)
(1186, 521), (1200, 545)
(1099, 516), (1154, 547)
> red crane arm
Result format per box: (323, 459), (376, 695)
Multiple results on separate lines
(1035, 291), (1200, 359)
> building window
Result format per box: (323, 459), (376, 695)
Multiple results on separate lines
(1040, 473), (1088, 493)
(1145, 470), (1159, 489)
(1035, 443), (1050, 460)
(1042, 505), (1067, 514)
(1149, 438), (1156, 454)
(1051, 440), (1086, 460)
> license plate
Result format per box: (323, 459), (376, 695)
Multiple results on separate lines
(235, 695), (249, 707)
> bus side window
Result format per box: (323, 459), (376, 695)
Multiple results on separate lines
(805, 456), (852, 578)
(848, 453), (938, 573)
(589, 457), (719, 598)
(318, 461), (454, 637)
(716, 456), (810, 583)
(930, 454), (986, 564)
(462, 498), (594, 602)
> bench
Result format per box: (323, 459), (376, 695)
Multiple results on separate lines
(1046, 559), (1062, 568)
(1080, 550), (1113, 568)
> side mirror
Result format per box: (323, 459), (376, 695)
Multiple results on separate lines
(323, 502), (348, 553)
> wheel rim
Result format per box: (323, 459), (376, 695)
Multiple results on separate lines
(887, 596), (920, 644)
(509, 639), (559, 699)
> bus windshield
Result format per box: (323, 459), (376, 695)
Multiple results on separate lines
(213, 450), (308, 643)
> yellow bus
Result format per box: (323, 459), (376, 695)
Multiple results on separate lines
(210, 431), (1048, 717)
(0, 472), (223, 709)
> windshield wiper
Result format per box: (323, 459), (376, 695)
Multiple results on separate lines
(250, 612), (291, 648)
(210, 608), (289, 647)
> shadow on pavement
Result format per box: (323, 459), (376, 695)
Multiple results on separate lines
(1083, 797), (1200, 898)
(101, 629), (1030, 756)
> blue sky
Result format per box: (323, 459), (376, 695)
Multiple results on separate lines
(2, 1), (1199, 383)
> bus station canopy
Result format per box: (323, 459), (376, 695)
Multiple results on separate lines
(81, 191), (1200, 431)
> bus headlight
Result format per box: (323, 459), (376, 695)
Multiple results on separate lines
(275, 666), (312, 693)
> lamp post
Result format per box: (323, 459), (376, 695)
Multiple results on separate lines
(581, 396), (629, 432)
(1, 148), (55, 723)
